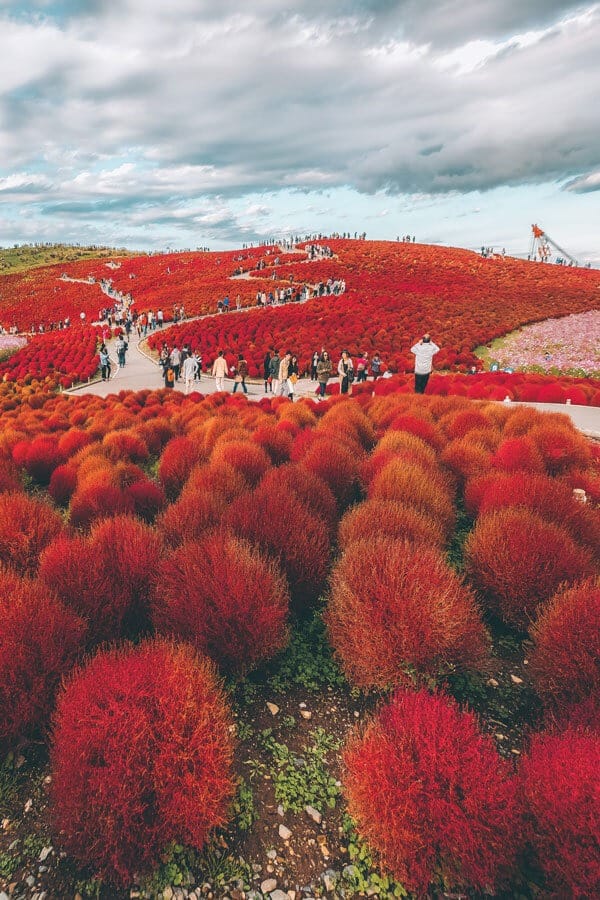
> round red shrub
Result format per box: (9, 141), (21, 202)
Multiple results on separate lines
(50, 640), (235, 885)
(529, 577), (600, 715)
(491, 436), (545, 473)
(338, 498), (445, 550)
(13, 436), (64, 485)
(224, 482), (330, 608)
(300, 439), (362, 509)
(124, 478), (166, 523)
(57, 428), (93, 458)
(40, 516), (162, 644)
(251, 423), (293, 465)
(464, 508), (596, 628)
(520, 730), (600, 898)
(343, 688), (520, 895)
(443, 408), (491, 438)
(473, 471), (600, 558)
(157, 436), (205, 499)
(0, 569), (85, 744)
(153, 533), (289, 675)
(259, 464), (338, 533)
(440, 437), (492, 485)
(0, 492), (64, 575)
(529, 423), (593, 475)
(156, 489), (229, 548)
(69, 481), (134, 529)
(325, 538), (488, 689)
(368, 458), (456, 537)
(211, 439), (271, 486)
(102, 430), (149, 464)
(48, 463), (78, 505)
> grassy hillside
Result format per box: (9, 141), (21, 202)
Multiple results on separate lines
(0, 243), (140, 275)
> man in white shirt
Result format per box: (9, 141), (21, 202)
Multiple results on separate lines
(410, 334), (439, 394)
(182, 354), (199, 394)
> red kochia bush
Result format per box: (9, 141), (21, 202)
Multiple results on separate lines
(325, 538), (488, 689)
(529, 577), (600, 716)
(40, 516), (162, 644)
(338, 499), (446, 550)
(464, 508), (596, 629)
(157, 435), (205, 498)
(0, 569), (85, 744)
(259, 464), (338, 533)
(12, 436), (64, 485)
(50, 640), (235, 885)
(300, 439), (362, 509)
(210, 439), (271, 486)
(343, 689), (520, 895)
(153, 533), (289, 675)
(368, 458), (455, 537)
(520, 730), (600, 898)
(0, 492), (64, 575)
(69, 481), (134, 529)
(224, 482), (330, 607)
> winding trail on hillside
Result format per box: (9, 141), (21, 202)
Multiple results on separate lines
(64, 247), (600, 437)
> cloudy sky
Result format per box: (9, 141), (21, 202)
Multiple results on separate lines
(1, 1), (599, 261)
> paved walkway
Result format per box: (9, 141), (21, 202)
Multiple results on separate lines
(68, 339), (600, 437)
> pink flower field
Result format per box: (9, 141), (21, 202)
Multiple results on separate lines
(490, 310), (600, 377)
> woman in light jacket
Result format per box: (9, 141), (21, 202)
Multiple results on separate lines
(338, 350), (354, 395)
(316, 351), (332, 400)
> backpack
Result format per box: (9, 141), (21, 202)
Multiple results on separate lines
(166, 368), (175, 383)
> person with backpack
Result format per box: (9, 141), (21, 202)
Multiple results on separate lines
(163, 365), (176, 389)
(232, 353), (249, 394)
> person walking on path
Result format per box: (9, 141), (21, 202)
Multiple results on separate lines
(115, 334), (127, 368)
(411, 333), (439, 394)
(311, 350), (319, 381)
(278, 350), (292, 397)
(288, 354), (299, 400)
(212, 350), (229, 392)
(338, 350), (354, 395)
(316, 351), (332, 400)
(182, 353), (199, 394)
(157, 308), (164, 328)
(99, 344), (111, 381)
(371, 352), (382, 379)
(170, 345), (182, 381)
(270, 350), (281, 395)
(232, 353), (249, 394)
(264, 349), (273, 393)
(356, 351), (369, 382)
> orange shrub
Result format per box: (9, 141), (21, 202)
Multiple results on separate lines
(210, 439), (271, 486)
(464, 508), (596, 628)
(153, 533), (289, 675)
(0, 492), (64, 575)
(368, 459), (455, 537)
(529, 577), (600, 715)
(338, 499), (445, 550)
(325, 538), (488, 689)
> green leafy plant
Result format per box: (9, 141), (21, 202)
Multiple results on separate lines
(341, 815), (409, 898)
(267, 609), (346, 693)
(259, 727), (341, 813)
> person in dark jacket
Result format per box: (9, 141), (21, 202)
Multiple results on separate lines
(233, 353), (249, 394)
(264, 349), (273, 393)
